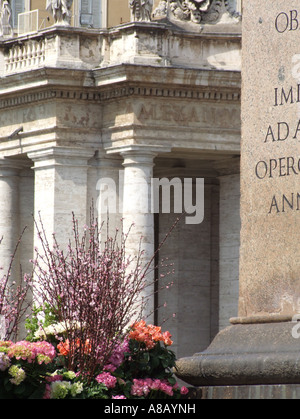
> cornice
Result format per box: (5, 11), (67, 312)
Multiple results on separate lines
(0, 88), (102, 110)
(0, 65), (241, 110)
(0, 84), (240, 111)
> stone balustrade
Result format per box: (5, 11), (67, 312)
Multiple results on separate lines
(0, 21), (241, 78)
(5, 39), (46, 73)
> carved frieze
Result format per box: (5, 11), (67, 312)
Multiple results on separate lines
(170, 0), (212, 24)
(153, 0), (242, 24)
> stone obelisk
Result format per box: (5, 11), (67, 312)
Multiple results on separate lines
(176, 0), (300, 395)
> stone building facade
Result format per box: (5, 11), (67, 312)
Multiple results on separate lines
(0, 0), (241, 359)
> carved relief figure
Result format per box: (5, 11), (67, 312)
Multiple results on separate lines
(46, 0), (74, 26)
(153, 0), (167, 18)
(129, 0), (153, 22)
(158, 0), (241, 24)
(170, 0), (212, 23)
(0, 0), (13, 38)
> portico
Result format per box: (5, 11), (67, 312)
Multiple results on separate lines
(0, 16), (241, 357)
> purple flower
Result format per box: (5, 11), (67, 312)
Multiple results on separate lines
(0, 352), (11, 371)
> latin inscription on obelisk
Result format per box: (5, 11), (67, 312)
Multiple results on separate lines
(239, 1), (300, 318)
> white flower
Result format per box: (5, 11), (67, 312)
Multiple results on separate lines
(50, 381), (71, 399)
(70, 382), (84, 397)
(34, 320), (84, 339)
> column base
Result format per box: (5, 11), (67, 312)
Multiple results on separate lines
(175, 322), (300, 387)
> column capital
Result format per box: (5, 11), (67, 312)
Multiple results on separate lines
(93, 149), (123, 170)
(105, 145), (172, 159)
(28, 146), (95, 169)
(213, 156), (240, 177)
(0, 157), (29, 176)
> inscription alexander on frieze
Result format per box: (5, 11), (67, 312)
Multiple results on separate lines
(239, 1), (300, 318)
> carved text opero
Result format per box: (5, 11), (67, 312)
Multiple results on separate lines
(255, 156), (300, 180)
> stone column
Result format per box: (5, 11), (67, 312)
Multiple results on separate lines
(0, 159), (21, 284)
(120, 148), (157, 323)
(218, 173), (240, 330)
(28, 147), (94, 252)
(89, 150), (123, 238)
(216, 159), (241, 331)
(18, 165), (34, 279)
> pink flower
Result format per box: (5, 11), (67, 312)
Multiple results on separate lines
(159, 381), (174, 397)
(130, 378), (175, 397)
(151, 379), (162, 391)
(108, 338), (129, 369)
(95, 372), (117, 389)
(180, 386), (189, 395)
(43, 384), (51, 399)
(46, 374), (63, 383)
(7, 341), (56, 365)
(131, 379), (147, 397)
(44, 374), (63, 399)
(103, 363), (117, 372)
(112, 395), (127, 399)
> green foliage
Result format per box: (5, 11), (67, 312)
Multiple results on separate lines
(0, 360), (54, 399)
(115, 339), (177, 384)
(25, 303), (58, 342)
(84, 382), (109, 399)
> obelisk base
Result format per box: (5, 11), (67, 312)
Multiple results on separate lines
(175, 322), (300, 389)
(185, 385), (300, 399)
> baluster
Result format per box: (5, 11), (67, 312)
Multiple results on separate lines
(31, 41), (37, 66)
(13, 46), (18, 71)
(6, 48), (13, 73)
(17, 47), (23, 70)
(36, 42), (41, 66)
(40, 40), (45, 64)
(27, 42), (33, 66)
(22, 45), (27, 68)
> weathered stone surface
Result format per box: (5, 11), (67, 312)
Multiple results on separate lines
(176, 0), (300, 389)
(175, 322), (300, 386)
(188, 384), (300, 399)
(0, 19), (242, 354)
(239, 0), (300, 319)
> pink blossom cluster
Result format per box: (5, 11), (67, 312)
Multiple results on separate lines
(131, 378), (189, 397)
(0, 352), (11, 371)
(7, 341), (56, 365)
(103, 338), (130, 372)
(43, 374), (64, 399)
(95, 371), (117, 389)
(131, 378), (173, 397)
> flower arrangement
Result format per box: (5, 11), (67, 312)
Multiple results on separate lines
(0, 340), (57, 398)
(0, 212), (186, 399)
(0, 322), (188, 399)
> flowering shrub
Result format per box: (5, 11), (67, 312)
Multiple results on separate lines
(0, 231), (31, 341)
(0, 322), (188, 399)
(27, 213), (161, 381)
(0, 340), (57, 399)
(0, 213), (185, 399)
